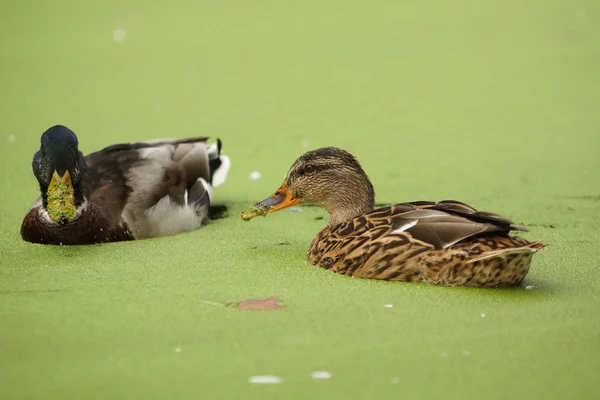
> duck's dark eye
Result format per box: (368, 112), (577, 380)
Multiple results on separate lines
(303, 165), (315, 174)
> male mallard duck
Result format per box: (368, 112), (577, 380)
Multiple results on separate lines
(241, 147), (545, 287)
(21, 125), (230, 245)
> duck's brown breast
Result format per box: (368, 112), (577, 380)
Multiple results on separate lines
(21, 206), (134, 245)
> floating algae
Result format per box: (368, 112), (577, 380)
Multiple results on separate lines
(241, 205), (271, 221)
(47, 180), (76, 223)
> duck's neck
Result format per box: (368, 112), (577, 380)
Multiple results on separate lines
(324, 184), (375, 227)
(327, 204), (373, 227)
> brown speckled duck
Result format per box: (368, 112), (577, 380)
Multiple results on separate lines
(241, 147), (545, 287)
(21, 125), (229, 245)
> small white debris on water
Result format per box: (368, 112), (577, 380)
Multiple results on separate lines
(174, 347), (182, 353)
(8, 134), (16, 143)
(248, 375), (282, 384)
(384, 304), (393, 308)
(249, 171), (261, 180)
(525, 285), (534, 290)
(462, 350), (471, 356)
(311, 371), (332, 379)
(391, 377), (400, 384)
(288, 206), (303, 212)
(481, 313), (486, 318)
(113, 27), (127, 43)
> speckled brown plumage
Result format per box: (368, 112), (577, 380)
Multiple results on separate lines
(307, 201), (545, 287)
(242, 147), (546, 287)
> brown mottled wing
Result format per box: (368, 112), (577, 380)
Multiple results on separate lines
(309, 210), (431, 280)
(413, 200), (527, 230)
(309, 200), (528, 278)
(394, 200), (527, 250)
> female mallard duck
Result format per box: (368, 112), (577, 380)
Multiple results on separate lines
(241, 147), (545, 287)
(21, 125), (230, 245)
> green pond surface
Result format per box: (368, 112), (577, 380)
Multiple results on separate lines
(1, 1), (599, 399)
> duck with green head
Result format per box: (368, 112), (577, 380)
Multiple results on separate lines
(21, 125), (230, 245)
(242, 147), (545, 288)
(31, 126), (85, 226)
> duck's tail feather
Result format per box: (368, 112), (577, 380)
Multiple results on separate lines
(168, 137), (230, 188)
(207, 139), (230, 187)
(466, 240), (547, 263)
(188, 177), (212, 217)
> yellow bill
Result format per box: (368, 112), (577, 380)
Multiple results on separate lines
(46, 169), (76, 224)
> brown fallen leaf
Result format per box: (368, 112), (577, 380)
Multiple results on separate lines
(230, 296), (286, 311)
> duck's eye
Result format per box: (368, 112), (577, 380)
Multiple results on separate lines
(303, 165), (315, 174)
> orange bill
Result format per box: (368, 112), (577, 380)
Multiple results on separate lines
(241, 184), (300, 221)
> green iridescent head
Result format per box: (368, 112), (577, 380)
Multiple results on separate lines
(32, 125), (86, 224)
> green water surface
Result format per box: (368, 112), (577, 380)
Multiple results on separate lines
(1, 1), (599, 399)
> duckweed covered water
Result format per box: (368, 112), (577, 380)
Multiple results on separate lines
(1, 1), (599, 399)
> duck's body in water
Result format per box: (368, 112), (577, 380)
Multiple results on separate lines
(21, 125), (230, 245)
(242, 147), (545, 288)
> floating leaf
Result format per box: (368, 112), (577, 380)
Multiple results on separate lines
(230, 296), (286, 311)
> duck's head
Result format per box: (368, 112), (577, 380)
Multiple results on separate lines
(32, 125), (86, 224)
(242, 147), (375, 226)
